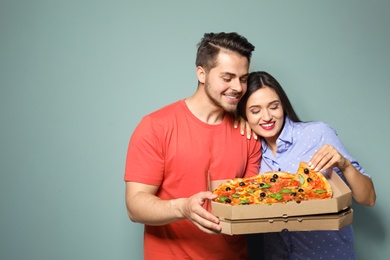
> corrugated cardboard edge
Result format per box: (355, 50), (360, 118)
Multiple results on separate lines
(219, 208), (353, 235)
(211, 170), (352, 220)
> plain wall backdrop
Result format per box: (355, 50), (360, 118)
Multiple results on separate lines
(1, 1), (389, 259)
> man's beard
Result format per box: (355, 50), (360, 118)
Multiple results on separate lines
(204, 78), (239, 113)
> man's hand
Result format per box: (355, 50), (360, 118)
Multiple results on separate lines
(178, 191), (222, 234)
(126, 182), (223, 234)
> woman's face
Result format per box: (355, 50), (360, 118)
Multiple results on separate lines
(246, 86), (285, 142)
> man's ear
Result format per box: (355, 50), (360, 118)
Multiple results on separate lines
(196, 66), (206, 84)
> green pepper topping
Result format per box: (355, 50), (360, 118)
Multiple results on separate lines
(218, 196), (229, 202)
(299, 174), (305, 185)
(270, 193), (283, 200)
(248, 189), (255, 194)
(231, 194), (240, 198)
(314, 189), (327, 194)
(261, 184), (272, 189)
(239, 199), (249, 204)
(279, 188), (293, 194)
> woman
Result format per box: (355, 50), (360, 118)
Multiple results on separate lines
(237, 71), (376, 259)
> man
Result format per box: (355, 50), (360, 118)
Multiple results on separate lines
(124, 32), (261, 259)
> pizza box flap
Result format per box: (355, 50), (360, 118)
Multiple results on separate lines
(211, 170), (352, 220)
(219, 208), (353, 235)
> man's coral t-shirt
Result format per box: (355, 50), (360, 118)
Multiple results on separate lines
(124, 100), (261, 259)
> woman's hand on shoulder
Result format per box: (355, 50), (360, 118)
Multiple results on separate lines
(234, 115), (258, 140)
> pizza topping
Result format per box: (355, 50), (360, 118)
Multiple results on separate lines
(270, 193), (283, 200)
(219, 196), (229, 202)
(298, 174), (305, 184)
(279, 188), (293, 194)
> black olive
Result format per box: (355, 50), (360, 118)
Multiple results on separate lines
(291, 192), (297, 196)
(260, 192), (266, 197)
(304, 168), (309, 174)
(226, 199), (231, 203)
(270, 178), (276, 182)
(298, 188), (304, 192)
(259, 183), (265, 187)
(273, 174), (279, 179)
(239, 182), (246, 186)
(226, 187), (231, 191)
(307, 178), (312, 182)
(296, 201), (301, 204)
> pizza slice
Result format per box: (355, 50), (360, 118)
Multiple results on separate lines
(294, 162), (333, 200)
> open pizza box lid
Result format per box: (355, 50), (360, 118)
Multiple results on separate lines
(211, 169), (352, 220)
(219, 208), (353, 235)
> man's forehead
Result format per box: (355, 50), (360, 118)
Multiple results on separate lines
(213, 51), (249, 75)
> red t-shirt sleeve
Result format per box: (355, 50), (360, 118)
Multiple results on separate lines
(244, 138), (262, 178)
(124, 116), (165, 185)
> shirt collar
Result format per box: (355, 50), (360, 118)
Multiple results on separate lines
(279, 117), (294, 143)
(261, 117), (294, 153)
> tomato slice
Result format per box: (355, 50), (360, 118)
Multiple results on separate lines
(231, 198), (241, 205)
(220, 189), (235, 196)
(282, 194), (295, 201)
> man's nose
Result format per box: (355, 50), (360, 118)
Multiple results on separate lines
(230, 78), (243, 92)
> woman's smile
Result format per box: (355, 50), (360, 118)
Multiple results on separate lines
(260, 122), (275, 130)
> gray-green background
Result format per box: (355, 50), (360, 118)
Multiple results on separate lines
(1, 1), (388, 259)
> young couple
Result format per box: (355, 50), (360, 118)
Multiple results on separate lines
(124, 32), (376, 259)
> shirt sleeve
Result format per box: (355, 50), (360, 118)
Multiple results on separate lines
(124, 116), (165, 185)
(244, 139), (262, 178)
(317, 122), (370, 179)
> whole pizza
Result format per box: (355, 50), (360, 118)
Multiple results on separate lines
(212, 162), (333, 206)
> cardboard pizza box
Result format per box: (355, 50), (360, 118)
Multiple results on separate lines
(218, 208), (353, 235)
(211, 170), (352, 220)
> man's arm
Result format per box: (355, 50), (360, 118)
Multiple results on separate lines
(125, 181), (222, 234)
